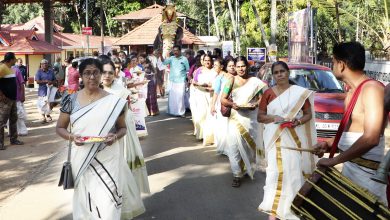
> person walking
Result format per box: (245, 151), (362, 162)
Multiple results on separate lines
(190, 54), (217, 144)
(210, 58), (236, 155)
(161, 45), (189, 117)
(314, 42), (388, 205)
(221, 56), (267, 187)
(144, 58), (159, 116)
(67, 60), (80, 94)
(257, 61), (317, 219)
(0, 52), (24, 150)
(12, 65), (28, 136)
(56, 58), (145, 219)
(100, 58), (150, 195)
(16, 58), (28, 84)
(35, 59), (56, 124)
(53, 57), (65, 86)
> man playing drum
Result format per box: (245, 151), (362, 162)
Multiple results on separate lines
(315, 42), (387, 205)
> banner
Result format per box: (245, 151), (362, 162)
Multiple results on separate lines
(247, 47), (266, 62)
(288, 8), (311, 63)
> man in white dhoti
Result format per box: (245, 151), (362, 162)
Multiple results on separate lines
(56, 58), (144, 220)
(315, 42), (388, 205)
(161, 45), (189, 117)
(257, 61), (317, 220)
(35, 59), (56, 124)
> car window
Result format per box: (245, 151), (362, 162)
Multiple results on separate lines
(289, 69), (343, 92)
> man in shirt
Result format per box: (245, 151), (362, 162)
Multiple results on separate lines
(53, 57), (64, 86)
(0, 52), (24, 150)
(35, 59), (56, 124)
(16, 58), (28, 84)
(161, 45), (189, 116)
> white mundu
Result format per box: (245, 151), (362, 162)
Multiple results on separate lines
(258, 85), (317, 220)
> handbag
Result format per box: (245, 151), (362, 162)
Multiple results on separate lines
(58, 100), (74, 190)
(221, 77), (234, 117)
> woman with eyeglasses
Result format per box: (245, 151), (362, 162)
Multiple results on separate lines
(56, 58), (145, 219)
(210, 57), (236, 155)
(189, 54), (218, 145)
(221, 56), (267, 188)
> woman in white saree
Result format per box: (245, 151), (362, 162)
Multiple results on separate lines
(210, 58), (236, 155)
(221, 56), (267, 187)
(190, 54), (217, 145)
(100, 59), (150, 194)
(257, 61), (317, 220)
(56, 59), (145, 220)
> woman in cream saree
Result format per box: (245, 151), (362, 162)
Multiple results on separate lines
(101, 59), (150, 194)
(257, 61), (317, 220)
(56, 59), (144, 220)
(190, 54), (217, 145)
(221, 56), (267, 187)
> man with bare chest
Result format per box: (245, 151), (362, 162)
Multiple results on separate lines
(315, 42), (387, 204)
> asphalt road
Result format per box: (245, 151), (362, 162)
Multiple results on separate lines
(0, 92), (268, 220)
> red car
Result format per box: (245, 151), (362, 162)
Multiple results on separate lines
(258, 63), (345, 143)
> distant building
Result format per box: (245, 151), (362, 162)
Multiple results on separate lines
(113, 4), (204, 54)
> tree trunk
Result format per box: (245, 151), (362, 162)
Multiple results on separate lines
(270, 0), (277, 44)
(249, 0), (269, 47)
(0, 1), (4, 31)
(210, 0), (220, 39)
(335, 0), (343, 42)
(227, 0), (237, 37)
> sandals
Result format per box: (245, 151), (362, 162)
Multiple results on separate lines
(46, 115), (53, 122)
(41, 118), (47, 124)
(232, 177), (241, 187)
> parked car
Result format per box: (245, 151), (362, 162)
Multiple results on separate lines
(257, 62), (346, 143)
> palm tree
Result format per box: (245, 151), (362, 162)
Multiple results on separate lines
(210, 0), (221, 39)
(249, 0), (269, 47)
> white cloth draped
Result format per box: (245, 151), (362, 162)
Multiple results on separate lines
(213, 78), (229, 155)
(189, 67), (217, 143)
(104, 81), (150, 194)
(70, 95), (144, 220)
(226, 77), (266, 178)
(338, 132), (387, 205)
(167, 82), (186, 116)
(258, 85), (317, 219)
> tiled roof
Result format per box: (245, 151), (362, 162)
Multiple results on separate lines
(0, 38), (61, 54)
(48, 33), (119, 49)
(1, 16), (64, 33)
(113, 3), (186, 21)
(114, 14), (204, 46)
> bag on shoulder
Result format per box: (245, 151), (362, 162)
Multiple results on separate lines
(221, 77), (234, 117)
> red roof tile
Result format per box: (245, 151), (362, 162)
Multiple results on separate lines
(0, 38), (61, 54)
(36, 33), (119, 48)
(113, 3), (186, 21)
(114, 14), (204, 46)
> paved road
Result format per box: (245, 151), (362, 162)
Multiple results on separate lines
(0, 92), (268, 220)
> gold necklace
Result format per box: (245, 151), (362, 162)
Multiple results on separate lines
(275, 85), (291, 114)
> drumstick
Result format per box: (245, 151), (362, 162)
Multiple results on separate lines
(278, 146), (318, 153)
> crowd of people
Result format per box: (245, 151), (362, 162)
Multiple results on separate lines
(1, 40), (389, 219)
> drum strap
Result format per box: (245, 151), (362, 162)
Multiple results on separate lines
(329, 79), (374, 158)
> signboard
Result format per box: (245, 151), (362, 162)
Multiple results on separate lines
(82, 27), (92, 35)
(247, 47), (266, 62)
(222, 41), (234, 58)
